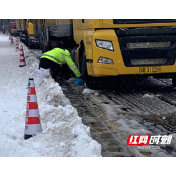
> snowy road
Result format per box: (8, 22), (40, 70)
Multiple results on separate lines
(0, 34), (101, 157)
(59, 80), (176, 157)
(30, 39), (176, 157)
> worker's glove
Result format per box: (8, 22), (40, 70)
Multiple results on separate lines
(74, 77), (83, 85)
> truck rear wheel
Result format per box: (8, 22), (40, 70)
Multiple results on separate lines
(28, 38), (32, 49)
(25, 33), (28, 46)
(172, 75), (176, 87)
(20, 32), (22, 41)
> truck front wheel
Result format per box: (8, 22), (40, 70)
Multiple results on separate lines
(79, 50), (100, 90)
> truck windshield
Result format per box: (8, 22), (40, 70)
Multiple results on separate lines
(113, 19), (176, 24)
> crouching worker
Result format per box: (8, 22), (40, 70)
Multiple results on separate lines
(37, 45), (83, 85)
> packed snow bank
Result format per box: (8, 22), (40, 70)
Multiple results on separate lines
(0, 35), (102, 157)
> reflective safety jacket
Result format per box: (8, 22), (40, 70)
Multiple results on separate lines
(40, 48), (81, 78)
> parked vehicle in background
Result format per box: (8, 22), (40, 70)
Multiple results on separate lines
(9, 20), (18, 36)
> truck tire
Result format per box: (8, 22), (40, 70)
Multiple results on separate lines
(20, 32), (22, 41)
(28, 38), (32, 49)
(41, 45), (45, 54)
(80, 50), (100, 90)
(39, 38), (43, 51)
(172, 75), (176, 87)
(25, 33), (28, 46)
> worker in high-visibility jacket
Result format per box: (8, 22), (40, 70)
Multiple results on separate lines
(39, 47), (83, 84)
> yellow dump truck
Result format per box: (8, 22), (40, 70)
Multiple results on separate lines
(16, 19), (38, 48)
(34, 19), (176, 88)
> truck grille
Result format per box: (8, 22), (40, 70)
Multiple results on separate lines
(115, 27), (176, 67)
(126, 42), (171, 49)
(113, 19), (176, 24)
(131, 58), (167, 66)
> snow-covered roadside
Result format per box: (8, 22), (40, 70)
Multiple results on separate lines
(0, 35), (102, 157)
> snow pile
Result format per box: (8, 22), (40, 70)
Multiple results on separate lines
(0, 35), (101, 157)
(82, 88), (101, 96)
(142, 94), (154, 98)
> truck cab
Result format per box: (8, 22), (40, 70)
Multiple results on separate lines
(73, 19), (176, 87)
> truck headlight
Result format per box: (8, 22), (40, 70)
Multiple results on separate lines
(98, 57), (114, 64)
(96, 40), (114, 51)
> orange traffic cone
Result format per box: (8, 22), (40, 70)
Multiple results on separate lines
(10, 36), (13, 44)
(15, 40), (19, 52)
(24, 78), (42, 140)
(9, 35), (11, 40)
(19, 45), (26, 67)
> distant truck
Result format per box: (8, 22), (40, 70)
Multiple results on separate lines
(16, 19), (38, 48)
(9, 20), (18, 36)
(16, 19), (26, 42)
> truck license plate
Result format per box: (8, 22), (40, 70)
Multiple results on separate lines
(139, 66), (161, 74)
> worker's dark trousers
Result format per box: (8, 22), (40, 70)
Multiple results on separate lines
(39, 58), (73, 81)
